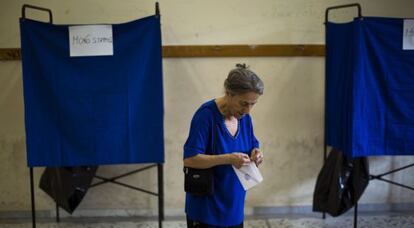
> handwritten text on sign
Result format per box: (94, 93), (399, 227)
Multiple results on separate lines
(403, 20), (414, 50)
(69, 25), (113, 57)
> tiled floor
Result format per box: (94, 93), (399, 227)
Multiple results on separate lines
(1, 215), (414, 228)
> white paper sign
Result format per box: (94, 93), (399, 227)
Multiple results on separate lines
(232, 162), (263, 191)
(403, 19), (414, 50)
(69, 25), (113, 57)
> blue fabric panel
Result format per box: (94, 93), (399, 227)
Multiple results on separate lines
(20, 16), (164, 166)
(326, 17), (414, 157)
(325, 21), (357, 156)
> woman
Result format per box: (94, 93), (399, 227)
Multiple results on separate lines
(183, 64), (264, 227)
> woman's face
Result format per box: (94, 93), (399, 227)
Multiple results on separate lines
(228, 91), (260, 119)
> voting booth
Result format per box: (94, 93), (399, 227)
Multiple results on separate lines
(322, 4), (414, 228)
(20, 4), (164, 228)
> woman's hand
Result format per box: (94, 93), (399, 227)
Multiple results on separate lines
(250, 148), (263, 166)
(230, 152), (251, 169)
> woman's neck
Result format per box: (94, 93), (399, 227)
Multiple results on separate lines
(215, 96), (233, 120)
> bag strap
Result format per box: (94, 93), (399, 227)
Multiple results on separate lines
(206, 108), (216, 156)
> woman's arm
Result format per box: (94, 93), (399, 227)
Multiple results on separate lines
(184, 152), (251, 169)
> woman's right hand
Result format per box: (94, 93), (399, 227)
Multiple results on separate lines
(230, 152), (251, 169)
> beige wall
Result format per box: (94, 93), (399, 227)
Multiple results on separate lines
(1, 0), (414, 217)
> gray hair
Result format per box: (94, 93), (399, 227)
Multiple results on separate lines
(224, 64), (264, 96)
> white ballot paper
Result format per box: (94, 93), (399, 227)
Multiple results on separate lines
(232, 162), (263, 191)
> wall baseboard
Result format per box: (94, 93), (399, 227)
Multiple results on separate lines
(252, 203), (414, 218)
(1, 203), (414, 220)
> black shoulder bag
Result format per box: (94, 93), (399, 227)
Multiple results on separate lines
(183, 122), (216, 196)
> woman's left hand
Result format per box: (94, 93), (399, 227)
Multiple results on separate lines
(250, 148), (263, 166)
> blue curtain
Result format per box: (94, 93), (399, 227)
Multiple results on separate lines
(327, 17), (414, 157)
(20, 16), (164, 166)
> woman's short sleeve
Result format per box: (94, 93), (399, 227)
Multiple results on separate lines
(183, 108), (213, 159)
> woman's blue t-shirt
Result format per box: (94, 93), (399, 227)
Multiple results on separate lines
(183, 99), (259, 226)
